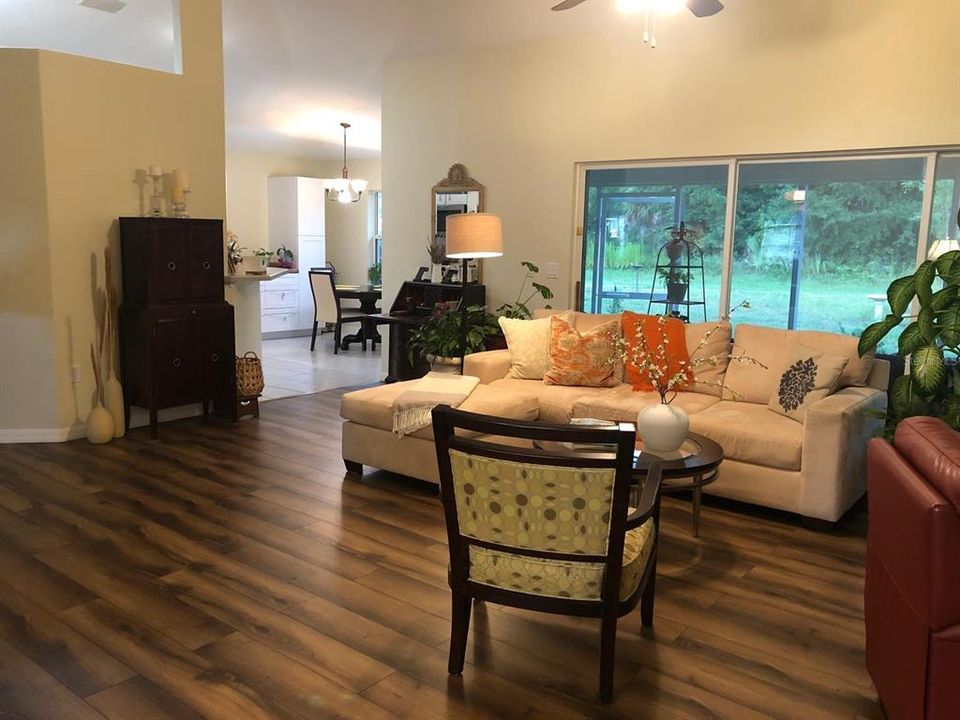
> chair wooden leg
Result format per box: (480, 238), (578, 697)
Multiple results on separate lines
(598, 614), (617, 703)
(448, 593), (472, 675)
(641, 552), (657, 628)
(310, 320), (319, 351)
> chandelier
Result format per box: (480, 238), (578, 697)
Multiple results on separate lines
(326, 122), (368, 203)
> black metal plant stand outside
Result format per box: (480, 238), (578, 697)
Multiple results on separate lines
(646, 222), (707, 322)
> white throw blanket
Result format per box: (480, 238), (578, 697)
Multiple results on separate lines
(392, 372), (480, 438)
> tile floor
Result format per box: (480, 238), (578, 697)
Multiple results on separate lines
(260, 334), (383, 400)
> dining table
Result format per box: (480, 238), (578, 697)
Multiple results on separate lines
(335, 284), (382, 350)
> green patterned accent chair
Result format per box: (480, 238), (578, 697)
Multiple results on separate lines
(433, 405), (663, 703)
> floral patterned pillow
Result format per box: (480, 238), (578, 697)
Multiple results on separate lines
(544, 315), (620, 387)
(767, 342), (848, 423)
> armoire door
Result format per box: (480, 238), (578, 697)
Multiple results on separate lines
(152, 313), (195, 406)
(188, 223), (225, 302)
(195, 307), (235, 400)
(150, 223), (191, 303)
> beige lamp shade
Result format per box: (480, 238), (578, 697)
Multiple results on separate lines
(928, 238), (960, 260)
(445, 213), (504, 259)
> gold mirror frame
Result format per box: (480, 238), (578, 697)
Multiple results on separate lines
(431, 163), (485, 242)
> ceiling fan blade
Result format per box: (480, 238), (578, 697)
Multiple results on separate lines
(687, 0), (724, 17)
(551, 0), (589, 11)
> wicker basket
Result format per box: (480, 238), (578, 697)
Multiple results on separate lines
(236, 351), (264, 398)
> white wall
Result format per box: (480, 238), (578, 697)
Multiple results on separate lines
(322, 158), (382, 286)
(381, 0), (960, 321)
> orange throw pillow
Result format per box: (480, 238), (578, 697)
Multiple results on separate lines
(621, 311), (691, 392)
(544, 315), (620, 387)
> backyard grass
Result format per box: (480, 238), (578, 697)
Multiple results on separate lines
(585, 266), (904, 354)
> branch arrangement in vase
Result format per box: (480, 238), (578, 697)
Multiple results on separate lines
(617, 300), (765, 405)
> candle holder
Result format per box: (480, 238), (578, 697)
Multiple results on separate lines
(171, 188), (191, 218)
(149, 172), (164, 216)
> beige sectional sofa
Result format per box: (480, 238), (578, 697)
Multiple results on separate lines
(340, 310), (889, 522)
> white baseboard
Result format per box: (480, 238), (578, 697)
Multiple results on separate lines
(0, 404), (204, 444)
(0, 425), (86, 443)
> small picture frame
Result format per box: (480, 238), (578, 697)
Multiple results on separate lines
(442, 268), (458, 284)
(414, 266), (429, 281)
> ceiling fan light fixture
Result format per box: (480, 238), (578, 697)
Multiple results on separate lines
(326, 122), (366, 204)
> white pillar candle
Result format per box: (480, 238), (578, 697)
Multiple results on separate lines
(148, 165), (162, 177)
(173, 168), (190, 190)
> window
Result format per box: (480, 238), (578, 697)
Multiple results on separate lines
(729, 157), (926, 351)
(930, 154), (960, 246)
(577, 150), (954, 355)
(581, 164), (728, 321)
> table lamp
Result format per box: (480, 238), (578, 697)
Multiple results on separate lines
(445, 213), (503, 371)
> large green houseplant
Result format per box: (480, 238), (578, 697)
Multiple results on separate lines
(408, 305), (500, 370)
(496, 261), (554, 319)
(858, 211), (960, 433)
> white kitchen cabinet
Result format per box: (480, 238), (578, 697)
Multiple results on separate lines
(264, 177), (327, 337)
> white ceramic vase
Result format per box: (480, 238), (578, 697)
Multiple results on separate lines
(636, 402), (689, 453)
(104, 370), (125, 438)
(86, 402), (114, 444)
(430, 264), (444, 284)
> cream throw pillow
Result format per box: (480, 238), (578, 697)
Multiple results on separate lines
(768, 342), (848, 423)
(500, 313), (570, 380)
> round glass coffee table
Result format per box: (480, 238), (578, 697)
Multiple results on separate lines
(634, 433), (723, 538)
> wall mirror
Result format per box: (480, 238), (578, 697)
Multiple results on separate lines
(431, 163), (485, 283)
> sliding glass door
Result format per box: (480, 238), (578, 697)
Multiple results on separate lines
(581, 164), (728, 319)
(728, 157), (926, 352)
(578, 150), (955, 353)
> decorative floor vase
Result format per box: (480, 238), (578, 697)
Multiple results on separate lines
(104, 372), (125, 438)
(86, 403), (114, 444)
(636, 403), (689, 453)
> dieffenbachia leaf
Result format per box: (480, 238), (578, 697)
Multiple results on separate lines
(912, 343), (945, 393)
(858, 314), (902, 357)
(887, 275), (916, 317)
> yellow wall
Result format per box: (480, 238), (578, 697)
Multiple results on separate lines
(323, 158), (382, 286)
(0, 51), (57, 432)
(381, 0), (960, 318)
(225, 152), (382, 285)
(0, 0), (226, 436)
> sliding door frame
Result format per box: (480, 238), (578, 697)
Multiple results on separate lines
(572, 145), (960, 321)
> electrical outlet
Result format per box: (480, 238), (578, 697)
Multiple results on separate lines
(544, 262), (560, 280)
(70, 365), (81, 384)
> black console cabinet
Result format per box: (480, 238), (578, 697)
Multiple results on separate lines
(118, 217), (235, 438)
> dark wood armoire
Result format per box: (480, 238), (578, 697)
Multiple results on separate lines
(118, 217), (235, 439)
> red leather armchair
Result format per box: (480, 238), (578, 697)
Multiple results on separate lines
(866, 417), (960, 720)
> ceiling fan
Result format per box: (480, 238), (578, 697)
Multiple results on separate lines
(551, 0), (724, 17)
(552, 0), (724, 48)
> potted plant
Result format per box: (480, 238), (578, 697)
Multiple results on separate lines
(496, 261), (555, 320)
(368, 261), (382, 285)
(251, 248), (273, 274)
(858, 211), (960, 436)
(660, 266), (690, 303)
(427, 235), (446, 283)
(226, 231), (245, 274)
(275, 244), (295, 269)
(408, 304), (500, 373)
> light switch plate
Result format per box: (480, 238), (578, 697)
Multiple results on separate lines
(544, 262), (560, 279)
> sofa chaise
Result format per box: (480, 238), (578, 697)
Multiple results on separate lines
(340, 310), (889, 522)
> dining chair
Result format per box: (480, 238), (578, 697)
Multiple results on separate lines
(432, 406), (662, 703)
(308, 269), (366, 354)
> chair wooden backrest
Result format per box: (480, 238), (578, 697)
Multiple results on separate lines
(309, 269), (339, 324)
(433, 406), (651, 613)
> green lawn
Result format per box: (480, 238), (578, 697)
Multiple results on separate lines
(584, 266), (901, 353)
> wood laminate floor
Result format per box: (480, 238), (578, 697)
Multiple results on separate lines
(0, 388), (884, 720)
